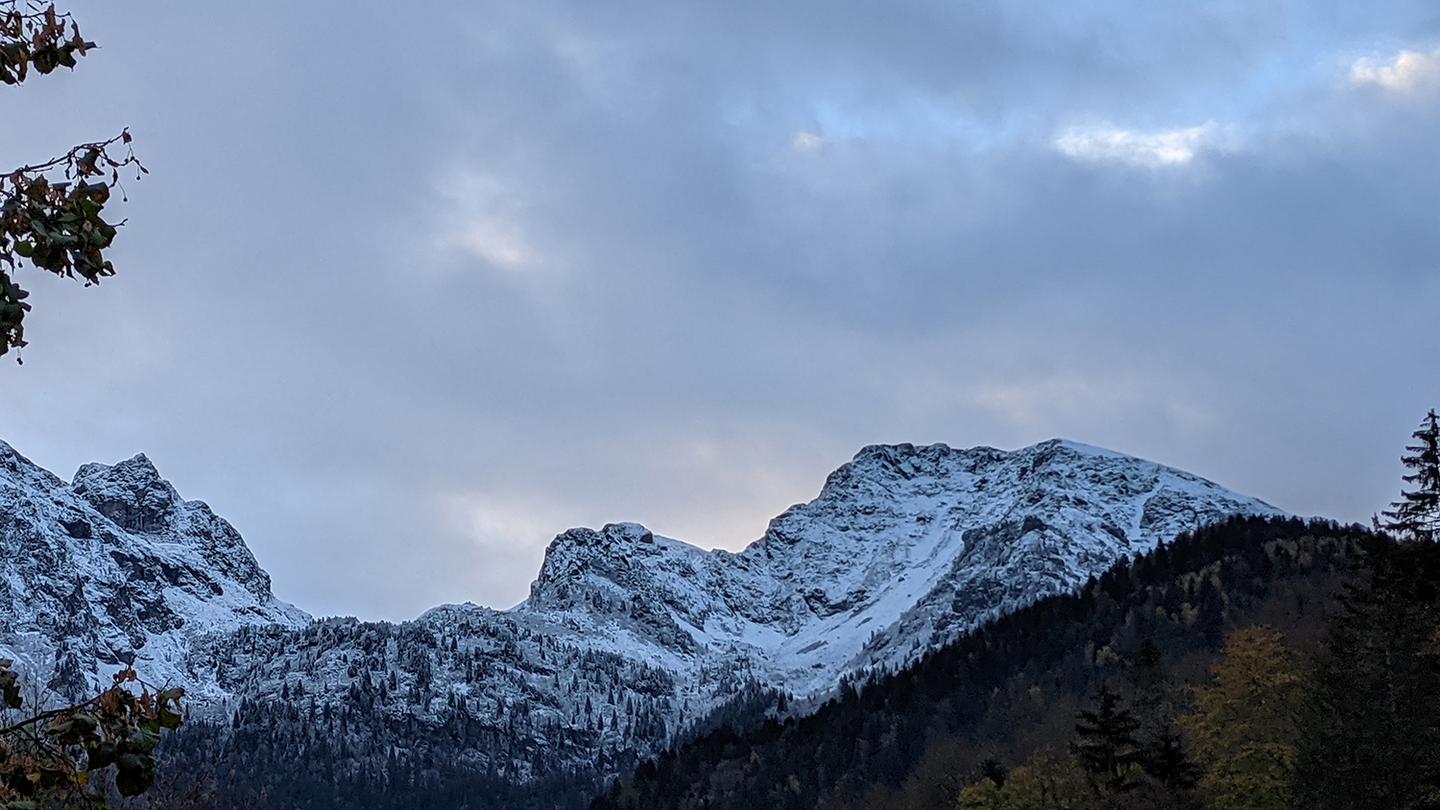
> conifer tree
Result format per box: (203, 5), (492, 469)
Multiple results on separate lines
(1295, 540), (1440, 808)
(1127, 639), (1202, 792)
(1379, 408), (1440, 543)
(1140, 729), (1201, 793)
(1071, 685), (1143, 794)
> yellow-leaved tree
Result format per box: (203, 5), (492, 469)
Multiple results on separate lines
(1180, 625), (1301, 810)
(954, 751), (1091, 810)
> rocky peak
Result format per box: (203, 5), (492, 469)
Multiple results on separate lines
(72, 453), (180, 534)
(849, 441), (979, 474)
(529, 522), (660, 602)
(524, 522), (713, 656)
(0, 440), (308, 701)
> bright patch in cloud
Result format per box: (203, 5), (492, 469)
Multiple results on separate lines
(1054, 123), (1219, 168)
(437, 173), (542, 274)
(1349, 49), (1440, 93)
(456, 219), (537, 270)
(790, 130), (826, 153)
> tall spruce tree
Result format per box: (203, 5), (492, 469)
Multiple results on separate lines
(1295, 540), (1440, 809)
(1071, 685), (1143, 794)
(1380, 409), (1440, 543)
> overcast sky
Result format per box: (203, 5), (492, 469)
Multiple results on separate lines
(2, 1), (1438, 620)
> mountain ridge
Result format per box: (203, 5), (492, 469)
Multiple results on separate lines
(0, 435), (1282, 797)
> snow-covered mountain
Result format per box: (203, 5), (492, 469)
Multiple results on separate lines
(0, 440), (308, 703)
(0, 437), (1281, 789)
(505, 440), (1284, 698)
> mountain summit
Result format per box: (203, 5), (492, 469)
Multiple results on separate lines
(0, 440), (308, 702)
(516, 438), (1281, 694)
(0, 437), (1280, 789)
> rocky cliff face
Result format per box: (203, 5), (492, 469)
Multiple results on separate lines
(0, 441), (308, 703)
(0, 437), (1281, 787)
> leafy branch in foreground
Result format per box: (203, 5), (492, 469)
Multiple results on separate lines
(2, 1), (144, 361)
(1, 1), (94, 84)
(0, 658), (184, 807)
(1, 131), (146, 357)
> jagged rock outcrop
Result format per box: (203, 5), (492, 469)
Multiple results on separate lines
(0, 441), (308, 702)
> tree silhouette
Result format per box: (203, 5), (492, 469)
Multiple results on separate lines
(1379, 409), (1440, 543)
(1071, 685), (1143, 794)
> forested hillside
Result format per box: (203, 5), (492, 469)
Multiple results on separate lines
(594, 517), (1439, 809)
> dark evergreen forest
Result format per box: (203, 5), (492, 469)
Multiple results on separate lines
(594, 517), (1440, 810)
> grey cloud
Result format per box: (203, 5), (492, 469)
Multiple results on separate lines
(1, 1), (1437, 618)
